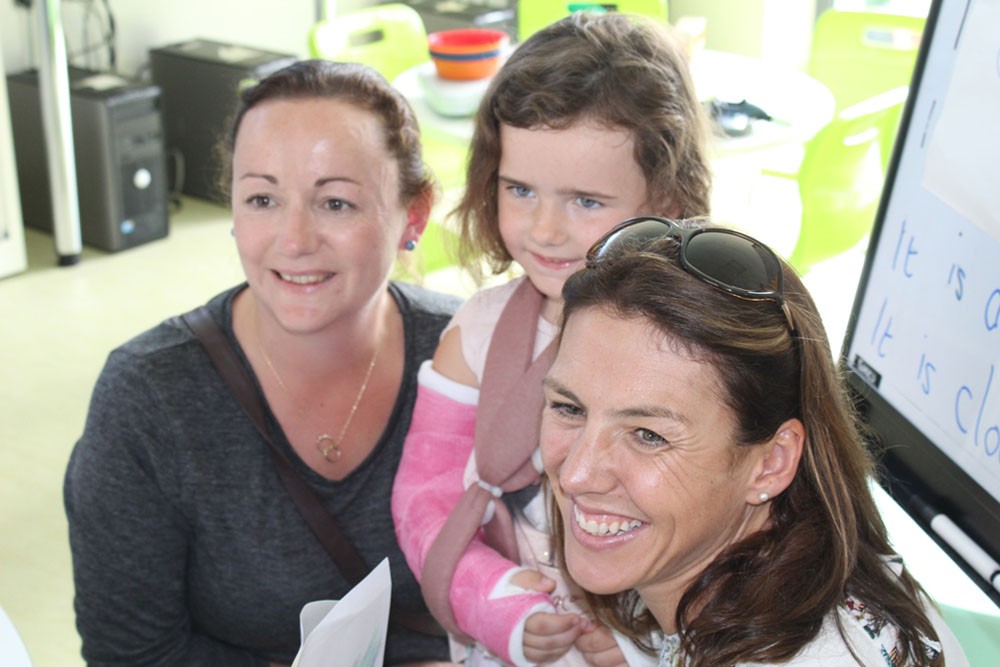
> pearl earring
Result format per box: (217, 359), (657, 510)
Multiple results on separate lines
(404, 239), (417, 251)
(758, 491), (770, 503)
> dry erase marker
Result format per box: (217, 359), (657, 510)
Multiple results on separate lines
(910, 494), (1000, 595)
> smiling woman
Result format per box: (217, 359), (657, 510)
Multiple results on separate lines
(541, 217), (969, 666)
(63, 60), (460, 667)
(544, 308), (778, 605)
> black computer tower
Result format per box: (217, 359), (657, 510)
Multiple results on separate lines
(149, 39), (297, 202)
(7, 67), (169, 252)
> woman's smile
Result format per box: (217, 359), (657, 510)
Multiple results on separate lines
(274, 270), (335, 286)
(572, 503), (645, 539)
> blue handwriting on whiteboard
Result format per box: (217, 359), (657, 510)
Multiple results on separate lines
(918, 352), (936, 395)
(986, 288), (1000, 332)
(948, 263), (966, 301)
(955, 364), (1000, 459)
(892, 219), (918, 278)
(871, 298), (894, 358)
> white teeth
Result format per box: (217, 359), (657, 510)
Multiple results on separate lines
(280, 273), (329, 285)
(574, 505), (642, 537)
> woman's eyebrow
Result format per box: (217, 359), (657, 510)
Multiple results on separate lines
(238, 172), (277, 183)
(542, 376), (577, 401)
(612, 404), (689, 425)
(315, 176), (360, 187)
(544, 375), (689, 424)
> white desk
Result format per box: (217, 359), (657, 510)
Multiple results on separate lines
(0, 605), (32, 667)
(393, 48), (834, 159)
(689, 49), (834, 156)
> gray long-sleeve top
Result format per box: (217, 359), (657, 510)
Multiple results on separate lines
(64, 282), (460, 666)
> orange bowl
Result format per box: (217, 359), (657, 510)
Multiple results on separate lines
(428, 28), (509, 81)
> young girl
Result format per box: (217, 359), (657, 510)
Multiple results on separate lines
(392, 12), (712, 666)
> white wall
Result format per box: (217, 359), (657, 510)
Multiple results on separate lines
(1, 1), (318, 78)
(669, 0), (817, 70)
(0, 46), (27, 279)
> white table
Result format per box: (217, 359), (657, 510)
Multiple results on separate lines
(0, 605), (32, 667)
(689, 49), (834, 156)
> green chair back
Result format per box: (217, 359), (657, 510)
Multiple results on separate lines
(788, 86), (909, 274)
(807, 9), (925, 112)
(308, 2), (467, 281)
(938, 604), (1000, 663)
(517, 1), (668, 42)
(309, 3), (430, 84)
(415, 218), (459, 276)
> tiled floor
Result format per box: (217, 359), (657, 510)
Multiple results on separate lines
(0, 198), (246, 667)
(1, 195), (996, 667)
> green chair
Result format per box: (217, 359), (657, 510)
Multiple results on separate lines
(414, 218), (459, 276)
(785, 86), (909, 274)
(308, 2), (467, 186)
(807, 9), (925, 112)
(938, 604), (1000, 664)
(756, 9), (922, 198)
(517, 1), (669, 42)
(309, 3), (431, 84)
(309, 2), (467, 281)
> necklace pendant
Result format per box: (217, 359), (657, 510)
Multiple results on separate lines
(316, 434), (342, 462)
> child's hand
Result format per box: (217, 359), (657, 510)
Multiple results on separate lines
(523, 610), (590, 664)
(511, 568), (587, 663)
(575, 624), (628, 666)
(510, 567), (557, 594)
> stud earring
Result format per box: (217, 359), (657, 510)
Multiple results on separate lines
(404, 239), (417, 251)
(230, 227), (235, 237)
(758, 491), (770, 503)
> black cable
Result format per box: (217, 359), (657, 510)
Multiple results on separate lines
(63, 0), (116, 71)
(101, 0), (116, 70)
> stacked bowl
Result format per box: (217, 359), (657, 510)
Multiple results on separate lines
(427, 28), (510, 81)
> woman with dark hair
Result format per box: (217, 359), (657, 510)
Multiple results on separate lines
(64, 60), (458, 666)
(541, 217), (968, 666)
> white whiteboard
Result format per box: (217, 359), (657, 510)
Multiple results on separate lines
(844, 0), (1000, 598)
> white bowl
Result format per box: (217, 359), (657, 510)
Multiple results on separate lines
(416, 61), (492, 118)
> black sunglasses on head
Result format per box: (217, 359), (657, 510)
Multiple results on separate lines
(586, 216), (797, 335)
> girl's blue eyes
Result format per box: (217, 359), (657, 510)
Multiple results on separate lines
(505, 185), (602, 210)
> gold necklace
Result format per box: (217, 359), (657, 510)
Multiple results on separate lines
(257, 332), (379, 464)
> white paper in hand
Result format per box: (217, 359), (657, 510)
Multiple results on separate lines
(292, 558), (392, 667)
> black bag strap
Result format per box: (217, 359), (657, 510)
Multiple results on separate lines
(181, 306), (445, 638)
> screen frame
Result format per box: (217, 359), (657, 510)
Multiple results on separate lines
(839, 0), (1000, 608)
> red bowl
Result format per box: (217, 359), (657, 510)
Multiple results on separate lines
(428, 28), (509, 81)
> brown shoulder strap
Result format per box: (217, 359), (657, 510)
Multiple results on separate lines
(419, 280), (558, 638)
(181, 306), (445, 637)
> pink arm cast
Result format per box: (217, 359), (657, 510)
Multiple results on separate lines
(392, 370), (553, 664)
